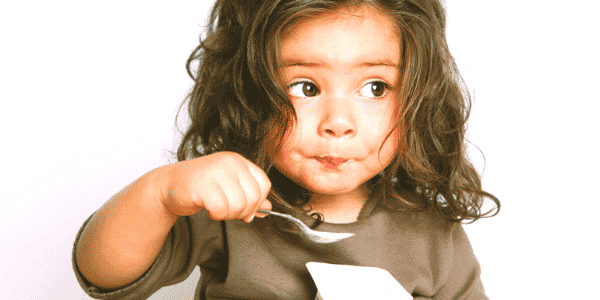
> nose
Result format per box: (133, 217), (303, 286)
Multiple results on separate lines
(317, 94), (357, 139)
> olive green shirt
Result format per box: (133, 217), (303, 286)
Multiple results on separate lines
(73, 196), (487, 299)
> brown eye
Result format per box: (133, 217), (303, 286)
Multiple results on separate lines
(303, 83), (319, 97)
(359, 81), (388, 98)
(289, 81), (320, 98)
(371, 82), (386, 97)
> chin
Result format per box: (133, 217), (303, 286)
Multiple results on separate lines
(299, 178), (366, 196)
(274, 156), (375, 196)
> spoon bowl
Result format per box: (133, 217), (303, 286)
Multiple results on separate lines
(257, 209), (354, 243)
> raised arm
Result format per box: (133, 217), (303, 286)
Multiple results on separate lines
(74, 166), (178, 289)
(74, 152), (272, 289)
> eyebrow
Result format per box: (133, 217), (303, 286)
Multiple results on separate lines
(281, 58), (399, 68)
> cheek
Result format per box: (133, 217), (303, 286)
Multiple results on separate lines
(378, 124), (401, 164)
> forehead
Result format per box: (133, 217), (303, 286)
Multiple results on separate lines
(280, 6), (400, 68)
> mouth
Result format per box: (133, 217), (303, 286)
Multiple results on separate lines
(314, 156), (351, 169)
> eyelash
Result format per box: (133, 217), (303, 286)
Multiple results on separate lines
(287, 80), (390, 99)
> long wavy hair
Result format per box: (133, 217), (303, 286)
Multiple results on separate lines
(177, 0), (500, 227)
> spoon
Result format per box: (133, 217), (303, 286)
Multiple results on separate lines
(257, 209), (355, 243)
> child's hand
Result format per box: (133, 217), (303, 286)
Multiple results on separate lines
(160, 151), (272, 222)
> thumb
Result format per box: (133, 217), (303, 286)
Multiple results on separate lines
(255, 200), (272, 218)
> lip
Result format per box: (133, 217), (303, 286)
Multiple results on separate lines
(314, 156), (351, 169)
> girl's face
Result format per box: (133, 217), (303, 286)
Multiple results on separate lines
(273, 6), (400, 205)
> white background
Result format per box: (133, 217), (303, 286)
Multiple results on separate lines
(1, 0), (598, 299)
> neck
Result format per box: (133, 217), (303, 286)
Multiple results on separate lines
(304, 185), (369, 224)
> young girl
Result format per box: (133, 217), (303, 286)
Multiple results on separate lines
(73, 0), (500, 299)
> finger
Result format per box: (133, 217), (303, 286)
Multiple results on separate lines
(236, 171), (262, 218)
(245, 162), (272, 218)
(202, 180), (230, 221)
(220, 177), (250, 220)
(245, 162), (272, 202)
(255, 200), (272, 218)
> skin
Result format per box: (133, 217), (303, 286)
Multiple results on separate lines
(75, 152), (272, 289)
(274, 6), (401, 223)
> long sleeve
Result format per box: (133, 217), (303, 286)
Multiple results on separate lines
(72, 196), (489, 300)
(72, 210), (224, 299)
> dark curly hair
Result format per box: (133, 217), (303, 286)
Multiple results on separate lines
(176, 0), (500, 226)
